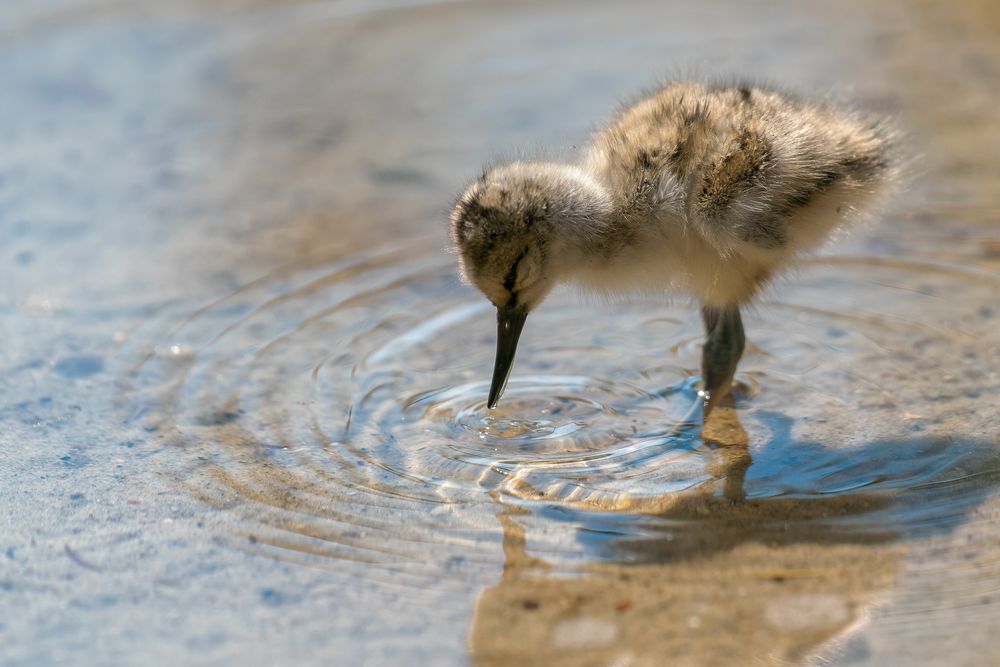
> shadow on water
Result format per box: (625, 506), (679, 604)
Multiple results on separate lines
(470, 402), (1000, 666)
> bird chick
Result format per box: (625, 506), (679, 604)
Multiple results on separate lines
(450, 81), (894, 418)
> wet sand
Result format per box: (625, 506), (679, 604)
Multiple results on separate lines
(2, 1), (999, 666)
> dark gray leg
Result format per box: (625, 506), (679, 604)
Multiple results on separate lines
(700, 305), (745, 421)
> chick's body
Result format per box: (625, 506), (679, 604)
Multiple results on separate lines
(449, 80), (894, 412)
(575, 82), (892, 306)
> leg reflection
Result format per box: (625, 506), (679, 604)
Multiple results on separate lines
(702, 392), (752, 503)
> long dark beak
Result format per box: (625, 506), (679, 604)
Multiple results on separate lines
(487, 304), (528, 408)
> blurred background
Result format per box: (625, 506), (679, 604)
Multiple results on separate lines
(2, 1), (998, 665)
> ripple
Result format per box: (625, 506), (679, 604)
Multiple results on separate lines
(119, 239), (1000, 589)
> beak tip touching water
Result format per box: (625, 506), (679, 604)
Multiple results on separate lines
(486, 380), (503, 410)
(487, 305), (528, 409)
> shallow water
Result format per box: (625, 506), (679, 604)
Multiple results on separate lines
(3, 1), (1000, 665)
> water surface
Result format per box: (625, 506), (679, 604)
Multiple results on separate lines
(2, 1), (999, 665)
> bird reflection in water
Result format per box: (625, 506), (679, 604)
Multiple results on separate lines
(469, 403), (899, 667)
